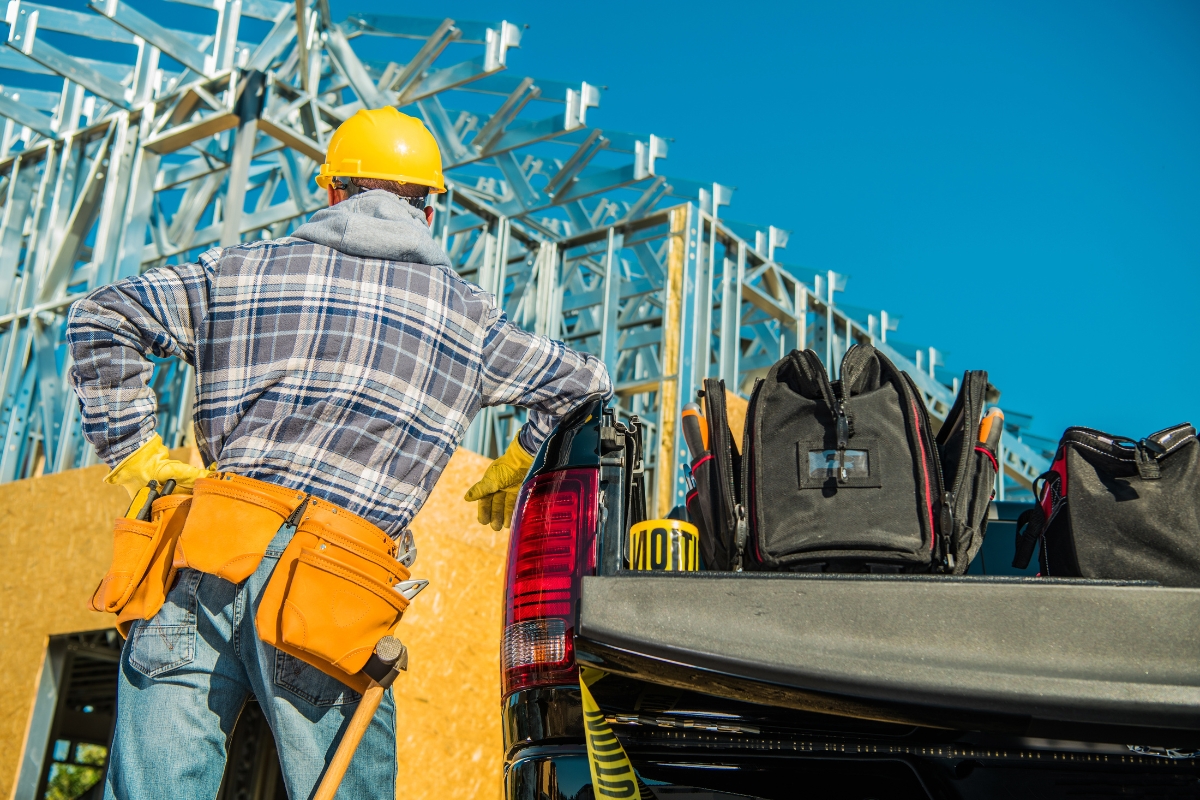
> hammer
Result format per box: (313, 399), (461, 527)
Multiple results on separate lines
(312, 635), (408, 800)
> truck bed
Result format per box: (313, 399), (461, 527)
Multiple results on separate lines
(576, 572), (1200, 745)
(505, 405), (1200, 799)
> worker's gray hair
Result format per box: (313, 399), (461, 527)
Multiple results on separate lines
(342, 177), (431, 209)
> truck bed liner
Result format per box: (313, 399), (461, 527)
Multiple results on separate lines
(576, 573), (1200, 743)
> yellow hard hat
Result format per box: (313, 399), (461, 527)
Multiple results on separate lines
(316, 107), (446, 193)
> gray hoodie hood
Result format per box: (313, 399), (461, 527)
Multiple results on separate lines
(292, 189), (452, 268)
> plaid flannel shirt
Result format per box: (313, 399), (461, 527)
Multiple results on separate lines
(66, 238), (612, 538)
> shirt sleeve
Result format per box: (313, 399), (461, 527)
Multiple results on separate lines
(66, 259), (212, 465)
(479, 306), (614, 456)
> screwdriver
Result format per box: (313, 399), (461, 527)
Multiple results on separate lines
(125, 481), (158, 521)
(681, 402), (708, 462)
(133, 478), (176, 522)
(978, 408), (1004, 451)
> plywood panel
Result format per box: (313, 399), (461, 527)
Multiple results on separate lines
(0, 447), (503, 800)
(724, 389), (748, 447)
(697, 389), (749, 449)
(0, 462), (125, 800)
(393, 447), (503, 800)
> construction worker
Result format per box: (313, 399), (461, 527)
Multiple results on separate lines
(66, 106), (611, 800)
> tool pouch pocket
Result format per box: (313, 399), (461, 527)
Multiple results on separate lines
(92, 495), (192, 627)
(962, 444), (999, 559)
(282, 547), (409, 671)
(175, 474), (307, 584)
(256, 498), (410, 692)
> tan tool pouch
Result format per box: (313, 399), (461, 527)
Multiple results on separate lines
(174, 474), (307, 584)
(91, 495), (192, 636)
(256, 497), (411, 693)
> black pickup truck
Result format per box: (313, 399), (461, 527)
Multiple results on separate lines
(500, 398), (1200, 800)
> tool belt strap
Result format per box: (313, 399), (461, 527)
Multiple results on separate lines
(174, 473), (395, 585)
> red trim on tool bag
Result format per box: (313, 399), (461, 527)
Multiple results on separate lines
(690, 453), (714, 473)
(910, 397), (936, 552)
(1039, 449), (1068, 521)
(1051, 451), (1068, 495)
(974, 445), (998, 472)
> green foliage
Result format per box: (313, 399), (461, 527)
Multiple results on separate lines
(43, 744), (107, 799)
(44, 763), (102, 800)
(73, 744), (107, 767)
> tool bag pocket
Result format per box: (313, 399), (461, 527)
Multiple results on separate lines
(256, 498), (411, 691)
(92, 495), (192, 618)
(281, 547), (409, 672)
(175, 474), (307, 584)
(957, 444), (998, 568)
(934, 370), (998, 572)
(698, 378), (742, 570)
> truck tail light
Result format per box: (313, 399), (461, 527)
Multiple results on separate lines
(501, 467), (599, 697)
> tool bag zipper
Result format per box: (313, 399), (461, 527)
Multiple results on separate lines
(833, 385), (853, 484)
(734, 377), (765, 572)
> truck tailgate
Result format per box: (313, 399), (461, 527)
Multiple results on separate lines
(575, 573), (1200, 743)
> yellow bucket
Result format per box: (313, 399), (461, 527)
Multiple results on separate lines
(628, 519), (700, 571)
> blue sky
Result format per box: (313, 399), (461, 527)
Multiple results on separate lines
(337, 0), (1199, 442)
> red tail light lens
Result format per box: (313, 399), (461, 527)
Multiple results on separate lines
(501, 467), (599, 697)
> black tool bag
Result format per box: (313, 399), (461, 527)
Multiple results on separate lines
(1013, 423), (1200, 586)
(690, 378), (742, 570)
(734, 345), (996, 573)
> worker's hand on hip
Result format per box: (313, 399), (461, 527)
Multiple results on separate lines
(464, 436), (534, 530)
(104, 433), (213, 499)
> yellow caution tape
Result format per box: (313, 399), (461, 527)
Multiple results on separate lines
(580, 667), (642, 799)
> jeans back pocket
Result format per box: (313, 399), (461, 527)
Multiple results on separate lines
(128, 569), (200, 678)
(273, 650), (361, 707)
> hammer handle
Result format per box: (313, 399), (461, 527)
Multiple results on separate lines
(312, 681), (386, 800)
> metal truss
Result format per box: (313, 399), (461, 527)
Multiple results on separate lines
(0, 0), (1048, 507)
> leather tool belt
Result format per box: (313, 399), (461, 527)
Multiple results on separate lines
(90, 494), (192, 638)
(93, 474), (414, 689)
(178, 473), (413, 691)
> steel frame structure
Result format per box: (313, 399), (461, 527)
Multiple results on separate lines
(0, 0), (1048, 510)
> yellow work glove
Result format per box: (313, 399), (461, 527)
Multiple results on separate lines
(464, 436), (534, 530)
(104, 433), (213, 500)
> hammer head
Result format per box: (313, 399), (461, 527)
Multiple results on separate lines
(375, 635), (407, 667)
(361, 636), (409, 685)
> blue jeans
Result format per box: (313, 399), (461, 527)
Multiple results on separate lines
(104, 526), (396, 800)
